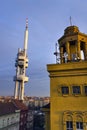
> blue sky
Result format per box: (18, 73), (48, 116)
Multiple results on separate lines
(0, 0), (87, 97)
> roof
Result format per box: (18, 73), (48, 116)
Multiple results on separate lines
(0, 102), (19, 116)
(58, 25), (87, 42)
(12, 99), (28, 111)
(41, 103), (50, 112)
(0, 100), (28, 116)
(43, 103), (50, 109)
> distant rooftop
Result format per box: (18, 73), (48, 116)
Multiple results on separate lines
(0, 102), (19, 116)
(0, 99), (28, 116)
(42, 103), (50, 109)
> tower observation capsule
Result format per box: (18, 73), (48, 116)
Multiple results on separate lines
(14, 19), (29, 101)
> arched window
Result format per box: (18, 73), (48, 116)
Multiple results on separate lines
(63, 111), (85, 130)
(63, 111), (73, 130)
(76, 115), (83, 130)
(74, 112), (83, 130)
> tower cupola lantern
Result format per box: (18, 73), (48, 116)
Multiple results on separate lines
(58, 25), (87, 63)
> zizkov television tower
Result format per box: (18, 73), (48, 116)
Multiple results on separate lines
(14, 19), (29, 100)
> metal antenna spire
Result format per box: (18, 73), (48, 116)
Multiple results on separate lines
(70, 16), (72, 26)
(54, 43), (60, 63)
(26, 18), (28, 28)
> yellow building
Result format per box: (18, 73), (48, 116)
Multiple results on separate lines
(47, 25), (87, 130)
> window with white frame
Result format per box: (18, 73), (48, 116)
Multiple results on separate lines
(76, 122), (83, 130)
(66, 121), (73, 130)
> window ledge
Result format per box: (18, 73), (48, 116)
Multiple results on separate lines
(62, 94), (69, 96)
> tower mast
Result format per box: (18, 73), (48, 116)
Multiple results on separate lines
(24, 18), (28, 53)
(14, 19), (29, 101)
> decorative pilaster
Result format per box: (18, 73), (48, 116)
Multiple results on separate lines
(66, 42), (70, 61)
(77, 40), (81, 59)
(84, 43), (87, 60)
(63, 122), (66, 130)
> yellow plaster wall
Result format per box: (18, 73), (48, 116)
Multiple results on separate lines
(47, 61), (87, 130)
(51, 97), (87, 130)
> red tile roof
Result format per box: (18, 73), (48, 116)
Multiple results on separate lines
(12, 99), (28, 111)
(0, 99), (28, 116)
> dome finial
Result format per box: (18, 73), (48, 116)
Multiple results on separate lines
(70, 16), (72, 26)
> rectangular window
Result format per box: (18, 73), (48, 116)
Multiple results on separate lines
(61, 86), (69, 94)
(76, 122), (83, 130)
(72, 86), (80, 94)
(84, 86), (87, 94)
(7, 118), (9, 125)
(2, 119), (5, 126)
(66, 121), (73, 130)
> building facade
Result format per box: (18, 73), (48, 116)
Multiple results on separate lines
(12, 99), (28, 130)
(0, 102), (20, 130)
(47, 25), (87, 130)
(27, 110), (33, 130)
(42, 103), (50, 130)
